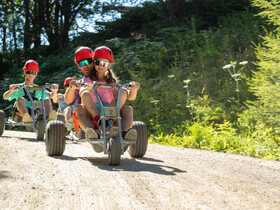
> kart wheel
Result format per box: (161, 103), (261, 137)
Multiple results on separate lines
(108, 137), (121, 166)
(0, 110), (5, 136)
(57, 113), (65, 123)
(128, 121), (148, 157)
(45, 121), (66, 156)
(36, 120), (45, 141)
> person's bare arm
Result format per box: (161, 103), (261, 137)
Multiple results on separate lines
(65, 80), (81, 104)
(3, 84), (19, 100)
(127, 82), (140, 101)
(47, 84), (59, 100)
(52, 93), (63, 103)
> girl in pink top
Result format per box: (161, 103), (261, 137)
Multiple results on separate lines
(77, 46), (137, 144)
(79, 46), (123, 117)
(81, 77), (114, 104)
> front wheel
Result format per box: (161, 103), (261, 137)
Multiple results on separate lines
(45, 121), (66, 156)
(0, 110), (5, 136)
(108, 137), (121, 166)
(128, 121), (148, 157)
(36, 120), (45, 141)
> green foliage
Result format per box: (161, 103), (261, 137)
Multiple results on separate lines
(248, 0), (280, 130)
(101, 0), (253, 38)
(106, 11), (263, 134)
(150, 120), (280, 160)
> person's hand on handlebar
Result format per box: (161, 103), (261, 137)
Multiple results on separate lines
(128, 82), (140, 92)
(50, 84), (59, 93)
(10, 84), (19, 93)
(69, 80), (82, 90)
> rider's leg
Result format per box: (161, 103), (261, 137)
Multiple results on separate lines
(63, 107), (73, 122)
(75, 104), (98, 140)
(120, 105), (137, 140)
(44, 99), (52, 116)
(17, 97), (33, 122)
(17, 97), (29, 116)
(75, 104), (94, 131)
(80, 91), (99, 119)
(44, 99), (57, 120)
(121, 105), (133, 131)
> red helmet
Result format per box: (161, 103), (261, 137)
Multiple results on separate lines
(93, 46), (114, 64)
(64, 77), (74, 87)
(75, 46), (94, 64)
(23, 60), (39, 72)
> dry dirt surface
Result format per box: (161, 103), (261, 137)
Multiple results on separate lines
(0, 130), (280, 210)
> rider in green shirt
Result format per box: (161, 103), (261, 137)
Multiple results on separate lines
(3, 60), (59, 122)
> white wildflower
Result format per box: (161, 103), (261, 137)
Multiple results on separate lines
(223, 64), (233, 69)
(239, 61), (248, 65)
(151, 100), (159, 104)
(183, 79), (191, 84)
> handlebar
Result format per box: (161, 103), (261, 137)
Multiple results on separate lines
(16, 83), (53, 90)
(81, 82), (138, 90)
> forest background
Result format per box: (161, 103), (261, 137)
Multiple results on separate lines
(0, 0), (279, 160)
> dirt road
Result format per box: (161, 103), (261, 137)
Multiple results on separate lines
(0, 130), (280, 209)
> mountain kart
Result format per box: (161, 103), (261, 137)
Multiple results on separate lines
(45, 83), (148, 165)
(0, 83), (63, 141)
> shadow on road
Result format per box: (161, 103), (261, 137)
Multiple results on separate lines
(80, 156), (186, 176)
(1, 135), (39, 143)
(48, 155), (78, 161)
(0, 170), (10, 180)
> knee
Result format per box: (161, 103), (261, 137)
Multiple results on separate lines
(75, 104), (84, 115)
(80, 91), (91, 100)
(121, 105), (133, 116)
(17, 97), (25, 104)
(66, 106), (72, 113)
(44, 99), (51, 106)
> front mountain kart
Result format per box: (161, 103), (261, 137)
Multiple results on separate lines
(44, 82), (148, 165)
(85, 82), (148, 165)
(0, 83), (54, 141)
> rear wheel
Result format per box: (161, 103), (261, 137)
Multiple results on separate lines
(108, 137), (121, 166)
(0, 110), (5, 136)
(36, 120), (45, 141)
(128, 121), (148, 157)
(45, 121), (66, 156)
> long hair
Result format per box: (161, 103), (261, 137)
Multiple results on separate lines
(89, 66), (118, 84)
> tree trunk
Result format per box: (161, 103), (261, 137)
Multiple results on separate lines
(2, 0), (8, 52)
(61, 0), (71, 46)
(9, 0), (17, 50)
(33, 0), (44, 47)
(43, 0), (90, 51)
(24, 0), (31, 50)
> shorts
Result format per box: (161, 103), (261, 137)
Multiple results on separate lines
(95, 102), (109, 115)
(58, 99), (79, 113)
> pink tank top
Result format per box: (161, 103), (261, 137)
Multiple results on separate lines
(81, 76), (114, 104)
